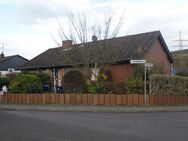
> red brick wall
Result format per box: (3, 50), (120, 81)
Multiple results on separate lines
(146, 39), (171, 74)
(108, 64), (134, 83)
(107, 38), (172, 83)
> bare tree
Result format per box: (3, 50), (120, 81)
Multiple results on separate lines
(51, 10), (134, 81)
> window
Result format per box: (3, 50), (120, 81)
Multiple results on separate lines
(91, 68), (99, 81)
(8, 68), (15, 72)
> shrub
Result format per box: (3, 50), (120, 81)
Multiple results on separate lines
(35, 72), (52, 85)
(9, 73), (43, 93)
(126, 76), (144, 94)
(103, 82), (125, 94)
(87, 80), (104, 94)
(0, 77), (11, 89)
(150, 74), (188, 95)
(176, 71), (188, 77)
(63, 70), (87, 93)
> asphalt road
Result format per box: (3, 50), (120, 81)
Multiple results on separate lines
(0, 110), (188, 141)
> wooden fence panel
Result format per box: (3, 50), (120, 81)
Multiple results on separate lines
(37, 94), (42, 104)
(138, 95), (144, 105)
(7, 94), (11, 103)
(127, 95), (133, 105)
(41, 94), (46, 104)
(82, 94), (88, 105)
(76, 94), (81, 105)
(172, 95), (176, 105)
(179, 96), (183, 105)
(132, 94), (139, 105)
(110, 94), (116, 105)
(182, 96), (188, 104)
(93, 94), (99, 105)
(65, 94), (71, 104)
(104, 94), (110, 105)
(149, 95), (154, 105)
(55, 94), (60, 104)
(99, 94), (104, 105)
(70, 94), (76, 105)
(50, 94), (55, 104)
(166, 96), (171, 105)
(59, 95), (65, 104)
(163, 95), (167, 105)
(116, 95), (122, 105)
(154, 95), (159, 105)
(121, 95), (127, 105)
(87, 94), (93, 105)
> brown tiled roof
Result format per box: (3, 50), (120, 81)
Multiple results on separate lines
(21, 31), (173, 70)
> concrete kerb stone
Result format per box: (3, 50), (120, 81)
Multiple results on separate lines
(0, 104), (188, 113)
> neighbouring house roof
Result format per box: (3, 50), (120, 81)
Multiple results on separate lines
(21, 31), (173, 70)
(0, 55), (28, 71)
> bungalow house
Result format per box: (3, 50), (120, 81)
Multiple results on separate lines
(20, 31), (173, 89)
(0, 53), (28, 76)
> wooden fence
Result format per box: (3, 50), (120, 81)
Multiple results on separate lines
(0, 94), (188, 105)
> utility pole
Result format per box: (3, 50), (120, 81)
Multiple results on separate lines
(0, 40), (5, 57)
(172, 31), (188, 66)
(173, 31), (188, 50)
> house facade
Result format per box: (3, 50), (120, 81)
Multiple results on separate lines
(0, 53), (28, 76)
(20, 31), (173, 87)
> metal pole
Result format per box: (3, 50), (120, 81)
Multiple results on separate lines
(144, 63), (147, 104)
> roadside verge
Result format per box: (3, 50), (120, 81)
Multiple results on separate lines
(1, 104), (188, 112)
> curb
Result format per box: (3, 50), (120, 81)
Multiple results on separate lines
(1, 104), (188, 113)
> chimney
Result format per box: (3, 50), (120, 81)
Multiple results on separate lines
(92, 35), (97, 42)
(0, 52), (4, 58)
(62, 40), (72, 49)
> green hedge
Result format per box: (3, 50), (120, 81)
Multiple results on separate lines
(63, 70), (87, 93)
(150, 74), (188, 95)
(9, 73), (43, 93)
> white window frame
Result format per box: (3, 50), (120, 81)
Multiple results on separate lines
(91, 68), (99, 81)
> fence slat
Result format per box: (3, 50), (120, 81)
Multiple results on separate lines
(82, 94), (88, 105)
(76, 94), (81, 104)
(93, 94), (99, 105)
(121, 95), (127, 105)
(65, 94), (70, 104)
(127, 95), (133, 105)
(87, 94), (93, 105)
(110, 94), (116, 105)
(116, 95), (122, 105)
(70, 94), (76, 105)
(59, 95), (65, 104)
(132, 94), (139, 105)
(99, 94), (104, 105)
(104, 94), (110, 105)
(55, 94), (60, 104)
(149, 95), (154, 105)
(138, 95), (144, 105)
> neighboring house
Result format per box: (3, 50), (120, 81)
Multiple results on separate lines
(0, 53), (28, 76)
(171, 49), (188, 75)
(20, 31), (173, 88)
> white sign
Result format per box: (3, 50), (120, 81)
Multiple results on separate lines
(145, 63), (153, 67)
(130, 60), (146, 64)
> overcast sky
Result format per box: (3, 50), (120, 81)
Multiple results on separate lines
(0, 0), (188, 59)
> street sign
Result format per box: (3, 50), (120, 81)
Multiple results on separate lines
(130, 60), (146, 64)
(145, 63), (153, 67)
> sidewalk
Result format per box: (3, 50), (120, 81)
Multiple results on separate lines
(1, 104), (188, 112)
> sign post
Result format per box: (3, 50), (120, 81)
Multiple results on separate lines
(130, 60), (153, 104)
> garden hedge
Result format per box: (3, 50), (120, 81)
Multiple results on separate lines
(150, 74), (188, 95)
